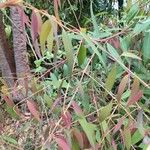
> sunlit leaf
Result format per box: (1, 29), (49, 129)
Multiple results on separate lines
(40, 19), (51, 55)
(47, 26), (54, 53)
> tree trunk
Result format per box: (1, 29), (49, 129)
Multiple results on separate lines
(0, 11), (16, 88)
(10, 6), (30, 80)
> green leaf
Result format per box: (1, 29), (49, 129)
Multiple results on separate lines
(77, 43), (87, 66)
(62, 30), (74, 76)
(131, 130), (143, 145)
(121, 52), (141, 60)
(40, 19), (52, 55)
(1, 135), (18, 145)
(133, 19), (150, 35)
(90, 1), (100, 37)
(120, 36), (131, 52)
(126, 4), (139, 23)
(107, 43), (122, 62)
(47, 26), (54, 53)
(123, 127), (131, 150)
(99, 101), (112, 122)
(78, 118), (96, 148)
(104, 64), (117, 96)
(81, 33), (106, 68)
(142, 30), (150, 64)
(43, 94), (53, 107)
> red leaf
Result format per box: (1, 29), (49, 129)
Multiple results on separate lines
(27, 100), (41, 122)
(116, 75), (129, 103)
(127, 90), (143, 106)
(3, 95), (21, 116)
(113, 116), (125, 134)
(72, 101), (83, 117)
(62, 111), (72, 129)
(17, 6), (30, 27)
(54, 136), (71, 150)
(31, 10), (42, 42)
(3, 95), (15, 107)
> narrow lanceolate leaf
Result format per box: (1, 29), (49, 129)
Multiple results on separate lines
(137, 110), (145, 136)
(78, 118), (96, 148)
(27, 100), (41, 122)
(126, 3), (139, 23)
(77, 43), (87, 66)
(142, 30), (150, 64)
(116, 75), (129, 103)
(133, 19), (150, 35)
(81, 33), (106, 68)
(107, 43), (122, 62)
(123, 127), (131, 150)
(40, 19), (51, 55)
(62, 30), (74, 75)
(72, 101), (84, 117)
(113, 116), (125, 134)
(127, 90), (143, 106)
(131, 77), (140, 96)
(90, 1), (100, 37)
(47, 27), (54, 53)
(31, 10), (40, 42)
(99, 101), (112, 122)
(54, 136), (71, 150)
(104, 64), (117, 96)
(71, 128), (84, 149)
(121, 52), (141, 60)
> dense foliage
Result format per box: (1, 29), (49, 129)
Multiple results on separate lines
(0, 0), (150, 150)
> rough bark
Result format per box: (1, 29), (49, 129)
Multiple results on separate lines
(0, 11), (16, 88)
(10, 6), (30, 79)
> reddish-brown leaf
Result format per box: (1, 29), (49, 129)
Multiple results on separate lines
(31, 10), (42, 42)
(113, 116), (125, 134)
(3, 95), (21, 116)
(62, 111), (72, 129)
(3, 95), (15, 107)
(116, 75), (129, 103)
(72, 101), (83, 117)
(54, 136), (71, 150)
(127, 90), (143, 106)
(27, 100), (41, 122)
(72, 128), (84, 149)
